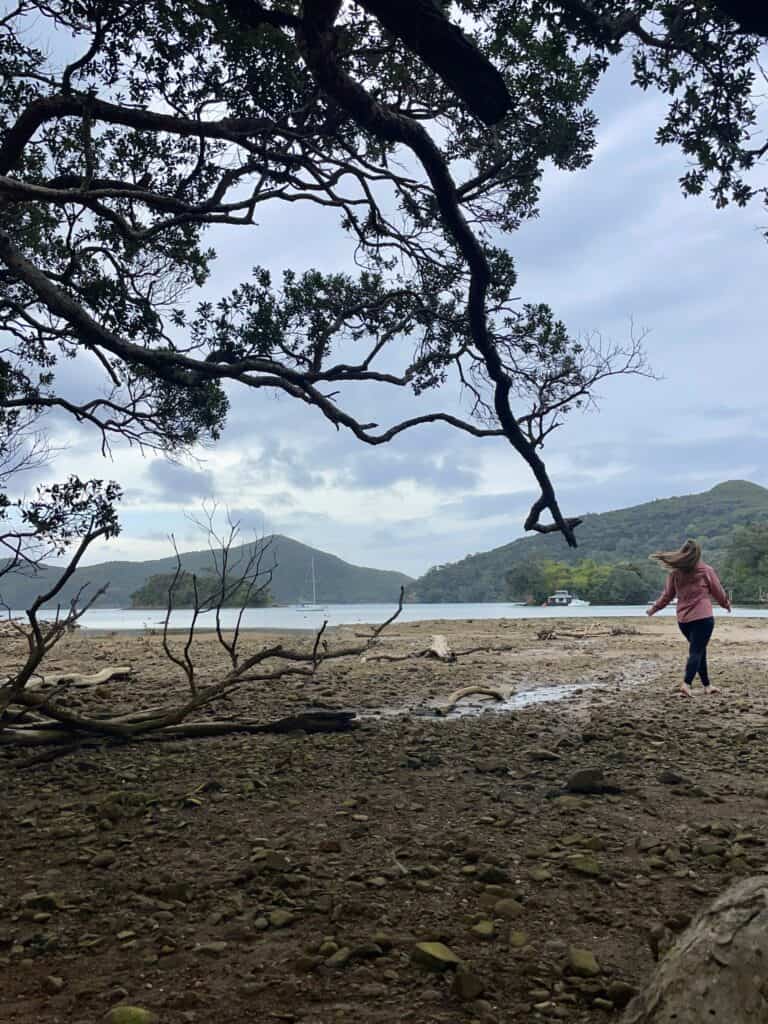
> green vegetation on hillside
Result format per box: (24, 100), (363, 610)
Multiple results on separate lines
(130, 573), (272, 609)
(722, 524), (768, 603)
(409, 481), (768, 604)
(506, 559), (664, 605)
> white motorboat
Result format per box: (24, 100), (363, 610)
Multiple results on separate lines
(545, 589), (590, 607)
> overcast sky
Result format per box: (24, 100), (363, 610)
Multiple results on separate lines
(33, 58), (768, 578)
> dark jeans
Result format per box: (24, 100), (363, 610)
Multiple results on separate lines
(678, 616), (715, 686)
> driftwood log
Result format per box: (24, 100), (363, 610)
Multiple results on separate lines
(428, 635), (455, 662)
(622, 875), (768, 1023)
(26, 666), (132, 690)
(362, 633), (457, 664)
(438, 685), (508, 715)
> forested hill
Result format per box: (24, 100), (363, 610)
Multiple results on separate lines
(0, 535), (413, 609)
(409, 481), (768, 602)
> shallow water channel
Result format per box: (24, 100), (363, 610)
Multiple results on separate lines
(359, 675), (627, 722)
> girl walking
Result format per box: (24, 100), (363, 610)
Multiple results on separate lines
(646, 539), (731, 697)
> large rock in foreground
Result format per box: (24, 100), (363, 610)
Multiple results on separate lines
(622, 876), (768, 1023)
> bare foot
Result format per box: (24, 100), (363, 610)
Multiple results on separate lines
(703, 686), (721, 695)
(678, 684), (692, 698)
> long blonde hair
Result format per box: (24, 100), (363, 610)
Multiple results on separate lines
(651, 539), (702, 575)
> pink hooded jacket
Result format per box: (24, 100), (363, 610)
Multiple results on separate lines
(649, 562), (731, 623)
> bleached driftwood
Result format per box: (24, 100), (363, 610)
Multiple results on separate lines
(26, 666), (132, 690)
(622, 875), (768, 1023)
(428, 634), (455, 662)
(438, 684), (507, 715)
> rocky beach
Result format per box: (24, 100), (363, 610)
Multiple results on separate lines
(1, 615), (767, 1023)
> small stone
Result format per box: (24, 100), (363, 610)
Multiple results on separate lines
(318, 940), (339, 957)
(371, 931), (394, 950)
(658, 769), (688, 786)
(452, 967), (485, 1001)
(325, 947), (352, 968)
(91, 852), (117, 869)
(529, 867), (553, 882)
(697, 839), (726, 857)
(477, 865), (510, 884)
(528, 748), (560, 762)
(606, 980), (638, 1008)
(294, 955), (323, 973)
(268, 909), (294, 928)
(566, 768), (606, 794)
(350, 942), (384, 960)
(493, 898), (523, 920)
(593, 997), (614, 1010)
(470, 920), (495, 940)
(262, 851), (290, 872)
(195, 941), (228, 957)
(411, 942), (461, 972)
(105, 1008), (159, 1024)
(567, 946), (601, 977)
(637, 835), (660, 852)
(569, 854), (601, 877)
(43, 976), (65, 994)
(253, 916), (269, 931)
(509, 930), (528, 948)
(20, 892), (62, 912)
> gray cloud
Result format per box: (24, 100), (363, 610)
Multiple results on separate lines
(145, 461), (215, 504)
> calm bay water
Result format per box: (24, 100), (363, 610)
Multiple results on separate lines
(15, 602), (768, 632)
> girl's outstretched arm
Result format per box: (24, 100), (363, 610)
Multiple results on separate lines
(706, 566), (732, 611)
(647, 574), (676, 616)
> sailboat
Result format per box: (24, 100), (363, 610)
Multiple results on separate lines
(296, 557), (325, 611)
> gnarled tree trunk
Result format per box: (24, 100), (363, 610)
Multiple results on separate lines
(623, 875), (768, 1023)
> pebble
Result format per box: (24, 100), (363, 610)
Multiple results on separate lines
(528, 748), (560, 762)
(268, 909), (294, 928)
(105, 1008), (158, 1024)
(529, 867), (553, 882)
(325, 947), (352, 968)
(91, 852), (117, 869)
(452, 967), (485, 1001)
(566, 768), (608, 794)
(607, 980), (638, 1008)
(470, 920), (495, 940)
(568, 854), (601, 877)
(494, 898), (523, 919)
(567, 946), (601, 977)
(195, 941), (228, 957)
(478, 865), (510, 884)
(411, 941), (461, 971)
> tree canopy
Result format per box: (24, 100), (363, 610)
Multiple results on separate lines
(1, 2), (765, 541)
(722, 523), (768, 602)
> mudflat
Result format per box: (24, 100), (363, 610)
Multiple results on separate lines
(1, 615), (767, 1023)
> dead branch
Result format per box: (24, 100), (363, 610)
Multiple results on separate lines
(0, 503), (405, 753)
(363, 640), (519, 663)
(1, 709), (358, 746)
(438, 685), (509, 715)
